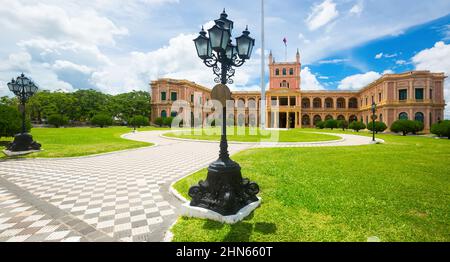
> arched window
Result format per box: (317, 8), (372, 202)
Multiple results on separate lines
(349, 115), (357, 123)
(289, 68), (294, 75)
(337, 98), (345, 108)
(161, 110), (167, 118)
(302, 98), (310, 108)
(302, 115), (311, 126)
(325, 115), (333, 121)
(349, 97), (358, 108)
(313, 98), (321, 108)
(399, 112), (408, 120)
(275, 69), (280, 75)
(282, 68), (287, 75)
(337, 115), (345, 121)
(379, 114), (383, 122)
(415, 112), (424, 123)
(281, 80), (287, 87)
(313, 115), (322, 125)
(325, 98), (333, 108)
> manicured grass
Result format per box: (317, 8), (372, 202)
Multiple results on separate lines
(164, 127), (340, 142)
(0, 126), (166, 158)
(172, 132), (450, 242)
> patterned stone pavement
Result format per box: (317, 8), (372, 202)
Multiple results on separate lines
(0, 130), (378, 242)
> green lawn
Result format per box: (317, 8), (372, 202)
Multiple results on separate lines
(164, 127), (340, 142)
(0, 126), (166, 158)
(172, 132), (450, 242)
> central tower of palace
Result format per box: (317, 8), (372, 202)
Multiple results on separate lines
(268, 49), (301, 90)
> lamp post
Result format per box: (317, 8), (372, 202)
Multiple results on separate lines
(189, 9), (259, 216)
(371, 102), (377, 142)
(6, 73), (41, 152)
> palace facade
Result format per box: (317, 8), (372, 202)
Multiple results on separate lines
(150, 51), (446, 132)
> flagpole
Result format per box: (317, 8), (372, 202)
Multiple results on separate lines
(260, 0), (266, 129)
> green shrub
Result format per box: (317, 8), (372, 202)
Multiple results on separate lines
(315, 121), (325, 129)
(48, 114), (69, 128)
(324, 119), (338, 130)
(412, 121), (424, 134)
(349, 121), (366, 132)
(337, 120), (349, 131)
(0, 105), (31, 138)
(366, 121), (387, 134)
(91, 113), (113, 128)
(163, 117), (174, 126)
(129, 115), (149, 128)
(431, 120), (450, 139)
(154, 117), (164, 127)
(390, 120), (415, 136)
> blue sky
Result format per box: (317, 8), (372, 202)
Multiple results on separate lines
(0, 0), (449, 116)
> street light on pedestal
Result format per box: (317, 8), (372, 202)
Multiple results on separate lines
(189, 10), (259, 218)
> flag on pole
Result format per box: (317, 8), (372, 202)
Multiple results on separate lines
(283, 37), (287, 46)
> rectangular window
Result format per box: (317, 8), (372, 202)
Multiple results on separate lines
(161, 92), (166, 101)
(190, 94), (194, 103)
(399, 89), (407, 101)
(271, 97), (277, 106)
(379, 93), (382, 102)
(290, 97), (296, 106)
(430, 89), (433, 100)
(279, 97), (288, 106)
(289, 68), (294, 75)
(415, 88), (424, 100)
(171, 92), (177, 101)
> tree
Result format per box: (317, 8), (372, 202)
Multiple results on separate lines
(366, 121), (387, 134)
(0, 105), (31, 138)
(315, 121), (325, 129)
(112, 91), (151, 122)
(48, 114), (69, 128)
(163, 117), (174, 127)
(412, 121), (424, 135)
(349, 121), (366, 132)
(337, 120), (349, 131)
(431, 120), (450, 139)
(154, 117), (164, 127)
(324, 119), (338, 130)
(390, 120), (415, 136)
(129, 115), (150, 128)
(91, 113), (113, 128)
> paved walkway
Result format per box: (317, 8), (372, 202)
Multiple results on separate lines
(0, 130), (380, 242)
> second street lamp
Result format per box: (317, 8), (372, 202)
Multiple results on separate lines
(189, 9), (259, 217)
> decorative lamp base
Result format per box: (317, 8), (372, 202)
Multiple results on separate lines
(181, 197), (261, 224)
(7, 133), (41, 152)
(188, 157), (260, 216)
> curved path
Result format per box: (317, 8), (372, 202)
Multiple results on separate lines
(0, 130), (381, 242)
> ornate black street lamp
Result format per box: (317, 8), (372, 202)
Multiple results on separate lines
(371, 102), (377, 142)
(189, 9), (259, 216)
(6, 73), (41, 152)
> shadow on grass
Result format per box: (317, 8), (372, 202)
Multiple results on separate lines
(0, 141), (10, 147)
(201, 211), (277, 242)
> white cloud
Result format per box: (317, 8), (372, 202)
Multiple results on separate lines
(396, 60), (407, 65)
(375, 52), (398, 59)
(306, 0), (339, 31)
(338, 71), (381, 90)
(301, 67), (324, 90)
(375, 53), (383, 59)
(318, 58), (349, 64)
(412, 41), (450, 118)
(0, 1), (128, 47)
(349, 3), (363, 16)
